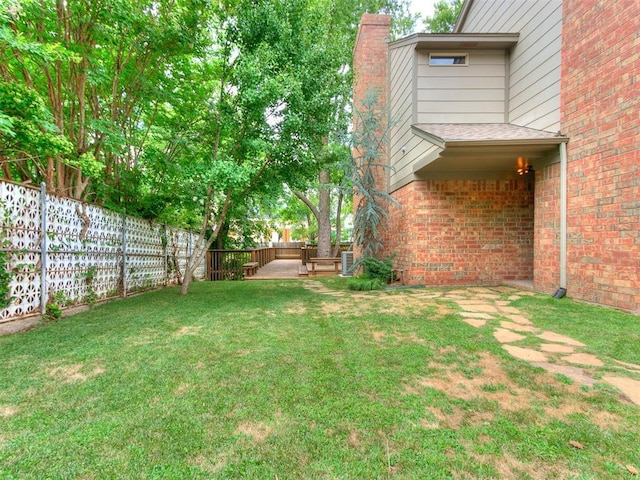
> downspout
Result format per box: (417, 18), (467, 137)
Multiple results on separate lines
(553, 141), (568, 298)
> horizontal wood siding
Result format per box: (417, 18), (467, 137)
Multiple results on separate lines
(459, 0), (562, 132)
(415, 49), (506, 124)
(389, 44), (421, 191)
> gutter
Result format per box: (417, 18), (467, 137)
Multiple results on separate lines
(553, 141), (568, 298)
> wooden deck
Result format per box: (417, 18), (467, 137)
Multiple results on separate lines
(246, 259), (342, 280)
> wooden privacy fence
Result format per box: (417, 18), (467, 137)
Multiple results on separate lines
(0, 180), (204, 323)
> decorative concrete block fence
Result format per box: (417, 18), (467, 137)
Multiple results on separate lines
(0, 181), (204, 323)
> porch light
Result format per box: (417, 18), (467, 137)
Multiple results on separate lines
(517, 156), (533, 175)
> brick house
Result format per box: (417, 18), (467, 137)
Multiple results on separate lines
(353, 0), (639, 313)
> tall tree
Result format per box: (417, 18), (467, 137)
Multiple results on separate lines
(1, 0), (212, 200)
(424, 0), (463, 33)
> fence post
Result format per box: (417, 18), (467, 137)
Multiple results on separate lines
(39, 182), (47, 315)
(122, 212), (127, 297)
(163, 224), (168, 285)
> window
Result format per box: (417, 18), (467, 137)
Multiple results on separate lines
(429, 53), (468, 66)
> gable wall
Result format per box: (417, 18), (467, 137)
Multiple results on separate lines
(459, 0), (562, 132)
(389, 43), (421, 190)
(415, 49), (507, 123)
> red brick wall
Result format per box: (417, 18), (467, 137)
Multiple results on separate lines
(352, 15), (391, 258)
(562, 0), (640, 313)
(353, 14), (390, 118)
(534, 163), (561, 294)
(382, 179), (534, 285)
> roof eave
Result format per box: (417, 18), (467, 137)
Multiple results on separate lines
(389, 32), (519, 51)
(444, 137), (569, 148)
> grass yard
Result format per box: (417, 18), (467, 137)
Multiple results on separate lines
(0, 279), (639, 479)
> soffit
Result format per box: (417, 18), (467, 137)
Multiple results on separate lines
(389, 33), (519, 51)
(411, 123), (568, 176)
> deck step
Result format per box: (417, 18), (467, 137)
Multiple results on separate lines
(298, 265), (309, 276)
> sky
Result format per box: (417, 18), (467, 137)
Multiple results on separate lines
(409, 0), (439, 32)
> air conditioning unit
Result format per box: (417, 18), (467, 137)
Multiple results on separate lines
(341, 251), (354, 276)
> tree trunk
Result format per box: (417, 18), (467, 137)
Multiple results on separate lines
(332, 190), (344, 257)
(316, 169), (332, 258)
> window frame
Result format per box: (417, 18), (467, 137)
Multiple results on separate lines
(428, 53), (469, 66)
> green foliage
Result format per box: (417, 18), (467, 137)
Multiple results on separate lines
(349, 90), (399, 259)
(44, 303), (62, 322)
(0, 82), (72, 162)
(0, 251), (11, 309)
(361, 255), (395, 283)
(424, 0), (464, 33)
(347, 275), (385, 291)
(83, 266), (98, 306)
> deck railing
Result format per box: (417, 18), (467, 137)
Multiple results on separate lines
(206, 244), (352, 280)
(206, 247), (275, 281)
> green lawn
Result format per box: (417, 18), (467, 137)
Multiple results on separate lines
(0, 279), (639, 479)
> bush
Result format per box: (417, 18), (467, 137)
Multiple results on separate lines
(347, 275), (385, 291)
(44, 304), (62, 322)
(360, 255), (395, 283)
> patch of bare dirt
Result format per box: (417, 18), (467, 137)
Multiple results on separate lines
(408, 352), (542, 412)
(0, 405), (19, 418)
(173, 383), (190, 394)
(458, 450), (578, 480)
(321, 302), (343, 315)
(173, 325), (202, 337)
(47, 362), (105, 383)
(235, 421), (272, 442)
(368, 325), (425, 345)
(284, 302), (307, 315)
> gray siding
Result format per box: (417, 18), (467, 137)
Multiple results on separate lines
(415, 49), (506, 123)
(389, 43), (421, 190)
(459, 0), (562, 132)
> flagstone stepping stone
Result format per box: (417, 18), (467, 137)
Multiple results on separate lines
(460, 312), (494, 319)
(494, 328), (526, 343)
(562, 353), (604, 367)
(540, 343), (575, 354)
(531, 362), (596, 386)
(498, 306), (522, 315)
(507, 295), (522, 301)
(454, 303), (499, 313)
(499, 321), (539, 333)
(505, 314), (533, 325)
(538, 331), (586, 347)
(503, 345), (548, 362)
(468, 287), (493, 294)
(446, 290), (471, 295)
(477, 294), (501, 300)
(463, 319), (487, 328)
(602, 376), (640, 405)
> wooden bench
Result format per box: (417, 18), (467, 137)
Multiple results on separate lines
(309, 257), (341, 275)
(242, 262), (259, 277)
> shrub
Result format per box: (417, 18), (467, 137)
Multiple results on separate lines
(361, 255), (395, 283)
(44, 303), (62, 322)
(347, 275), (385, 291)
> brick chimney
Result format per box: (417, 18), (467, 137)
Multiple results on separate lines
(352, 14), (391, 259)
(353, 14), (391, 117)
